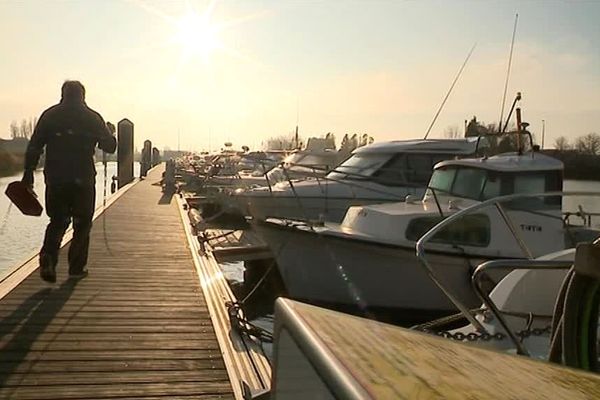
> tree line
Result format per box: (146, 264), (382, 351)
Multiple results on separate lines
(445, 116), (531, 153)
(8, 117), (37, 139)
(554, 133), (600, 155)
(265, 132), (374, 152)
(447, 116), (600, 156)
(445, 116), (600, 181)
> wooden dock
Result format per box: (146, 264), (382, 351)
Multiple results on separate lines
(0, 166), (269, 399)
(274, 299), (600, 399)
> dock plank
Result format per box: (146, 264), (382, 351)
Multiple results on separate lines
(0, 167), (234, 399)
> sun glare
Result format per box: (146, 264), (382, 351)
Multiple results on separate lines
(128, 0), (267, 78)
(175, 12), (220, 59)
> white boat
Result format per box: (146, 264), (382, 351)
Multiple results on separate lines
(234, 137), (487, 223)
(207, 137), (346, 190)
(254, 150), (573, 318)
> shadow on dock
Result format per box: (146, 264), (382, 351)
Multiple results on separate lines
(158, 189), (176, 205)
(0, 279), (83, 390)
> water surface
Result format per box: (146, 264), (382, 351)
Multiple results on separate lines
(0, 162), (139, 274)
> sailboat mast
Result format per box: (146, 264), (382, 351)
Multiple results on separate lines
(498, 13), (519, 133)
(423, 43), (476, 139)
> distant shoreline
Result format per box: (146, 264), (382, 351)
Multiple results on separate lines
(542, 150), (600, 182)
(0, 150), (23, 178)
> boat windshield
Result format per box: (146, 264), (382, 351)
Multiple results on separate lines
(285, 153), (333, 171)
(327, 153), (392, 180)
(427, 165), (562, 204)
(328, 152), (457, 186)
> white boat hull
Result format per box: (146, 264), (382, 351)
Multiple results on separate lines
(255, 221), (487, 315)
(245, 194), (393, 223)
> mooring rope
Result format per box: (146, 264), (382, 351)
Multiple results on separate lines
(0, 202), (12, 235)
(101, 154), (114, 256)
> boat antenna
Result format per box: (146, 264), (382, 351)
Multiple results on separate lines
(498, 13), (519, 133)
(501, 91), (521, 133)
(295, 98), (300, 149)
(423, 42), (477, 139)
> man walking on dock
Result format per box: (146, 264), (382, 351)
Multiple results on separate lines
(22, 81), (117, 283)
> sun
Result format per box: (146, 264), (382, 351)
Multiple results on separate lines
(128, 0), (268, 75)
(174, 12), (220, 60)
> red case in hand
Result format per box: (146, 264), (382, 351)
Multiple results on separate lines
(5, 181), (43, 216)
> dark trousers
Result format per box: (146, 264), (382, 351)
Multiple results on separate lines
(41, 183), (95, 273)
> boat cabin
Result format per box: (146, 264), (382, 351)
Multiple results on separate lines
(327, 138), (486, 188)
(425, 152), (563, 203)
(337, 151), (566, 258)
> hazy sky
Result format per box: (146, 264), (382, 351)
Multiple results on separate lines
(1, 0), (599, 151)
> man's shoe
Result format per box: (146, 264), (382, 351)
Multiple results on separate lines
(39, 254), (56, 283)
(68, 269), (88, 280)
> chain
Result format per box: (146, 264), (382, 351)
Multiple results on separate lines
(514, 324), (552, 341)
(432, 330), (506, 342)
(426, 324), (552, 343)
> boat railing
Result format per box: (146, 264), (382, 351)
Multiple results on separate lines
(563, 206), (600, 228)
(415, 191), (600, 334)
(474, 131), (535, 156)
(471, 258), (573, 356)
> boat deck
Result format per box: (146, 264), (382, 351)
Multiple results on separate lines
(0, 166), (268, 399)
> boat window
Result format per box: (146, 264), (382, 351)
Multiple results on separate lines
(287, 154), (333, 171)
(432, 154), (454, 167)
(371, 154), (453, 187)
(452, 168), (487, 199)
(481, 172), (501, 200)
(327, 153), (392, 180)
(406, 154), (435, 186)
(405, 214), (491, 247)
(371, 154), (407, 185)
(514, 174), (545, 194)
(428, 167), (457, 194)
(505, 172), (562, 209)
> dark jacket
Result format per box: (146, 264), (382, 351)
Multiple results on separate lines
(24, 100), (116, 185)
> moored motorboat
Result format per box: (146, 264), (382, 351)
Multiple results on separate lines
(236, 137), (488, 223)
(254, 148), (573, 319)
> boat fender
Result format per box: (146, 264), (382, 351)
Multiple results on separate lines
(574, 242), (600, 281)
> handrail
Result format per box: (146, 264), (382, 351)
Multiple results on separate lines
(471, 259), (573, 356)
(415, 191), (600, 336)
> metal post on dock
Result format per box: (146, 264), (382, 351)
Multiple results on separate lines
(151, 147), (161, 167)
(164, 159), (176, 193)
(117, 118), (134, 188)
(140, 139), (152, 177)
